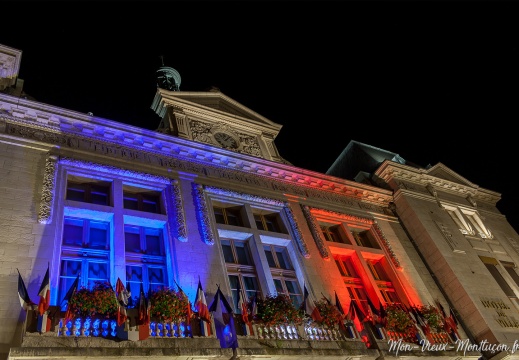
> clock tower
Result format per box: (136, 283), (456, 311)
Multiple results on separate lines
(151, 66), (289, 164)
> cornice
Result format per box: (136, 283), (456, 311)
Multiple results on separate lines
(376, 160), (500, 205)
(0, 95), (393, 210)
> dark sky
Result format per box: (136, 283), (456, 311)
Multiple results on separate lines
(3, 2), (519, 232)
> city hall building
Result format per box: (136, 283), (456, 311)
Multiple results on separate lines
(0, 43), (517, 360)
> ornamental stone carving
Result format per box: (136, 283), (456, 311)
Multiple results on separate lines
(192, 183), (215, 245)
(284, 205), (310, 259)
(372, 222), (401, 269)
(189, 120), (214, 145)
(38, 154), (58, 224)
(171, 180), (188, 242)
(301, 204), (330, 260)
(239, 134), (262, 157)
(204, 186), (284, 206)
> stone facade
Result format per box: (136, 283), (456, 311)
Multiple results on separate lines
(0, 44), (508, 360)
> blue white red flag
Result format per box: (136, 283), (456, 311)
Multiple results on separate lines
(37, 265), (50, 316)
(17, 269), (34, 311)
(195, 279), (211, 323)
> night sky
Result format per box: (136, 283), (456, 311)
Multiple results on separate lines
(3, 2), (519, 232)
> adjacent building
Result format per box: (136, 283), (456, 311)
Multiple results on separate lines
(0, 43), (516, 360)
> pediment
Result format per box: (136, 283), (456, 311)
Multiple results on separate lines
(425, 163), (475, 187)
(157, 89), (281, 131)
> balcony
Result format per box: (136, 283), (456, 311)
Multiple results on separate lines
(8, 308), (479, 360)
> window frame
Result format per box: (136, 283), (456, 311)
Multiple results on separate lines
(66, 179), (112, 206)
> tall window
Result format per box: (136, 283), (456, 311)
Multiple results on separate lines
(125, 225), (167, 297)
(335, 256), (369, 311)
(502, 261), (519, 288)
(229, 275), (259, 313)
(367, 259), (400, 303)
(220, 238), (259, 310)
(58, 172), (170, 311)
(265, 245), (302, 307)
(221, 239), (253, 265)
(58, 217), (110, 305)
(481, 256), (518, 306)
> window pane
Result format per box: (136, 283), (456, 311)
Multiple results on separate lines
(274, 279), (284, 294)
(235, 242), (251, 265)
(59, 260), (82, 308)
(66, 183), (86, 202)
(243, 276), (259, 301)
(343, 259), (358, 277)
(63, 221), (83, 246)
(87, 262), (108, 289)
(228, 275), (240, 311)
(275, 247), (292, 270)
(214, 207), (225, 224)
(146, 231), (162, 255)
(264, 246), (276, 268)
(226, 208), (242, 226)
(91, 185), (109, 205)
(221, 240), (234, 263)
(254, 214), (264, 230)
(125, 228), (141, 253)
(148, 267), (165, 288)
(485, 264), (515, 297)
(126, 265), (142, 281)
(89, 221), (108, 249)
(286, 280), (303, 308)
(123, 194), (139, 210)
(264, 214), (280, 232)
(336, 259), (348, 276)
(141, 193), (160, 213)
(505, 266), (519, 287)
(285, 279), (299, 294)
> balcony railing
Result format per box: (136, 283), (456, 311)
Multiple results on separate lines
(26, 307), (458, 349)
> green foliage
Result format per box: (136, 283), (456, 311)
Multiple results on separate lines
(254, 294), (304, 326)
(385, 303), (415, 333)
(150, 287), (190, 322)
(67, 281), (119, 318)
(418, 305), (444, 333)
(314, 299), (343, 328)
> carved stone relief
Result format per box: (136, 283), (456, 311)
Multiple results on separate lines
(372, 222), (402, 269)
(300, 204), (330, 260)
(189, 120), (214, 145)
(284, 205), (310, 259)
(171, 180), (187, 242)
(192, 183), (215, 245)
(38, 154), (58, 224)
(238, 134), (262, 157)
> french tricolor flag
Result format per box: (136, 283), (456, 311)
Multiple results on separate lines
(195, 279), (211, 323)
(37, 265), (51, 333)
(302, 285), (322, 322)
